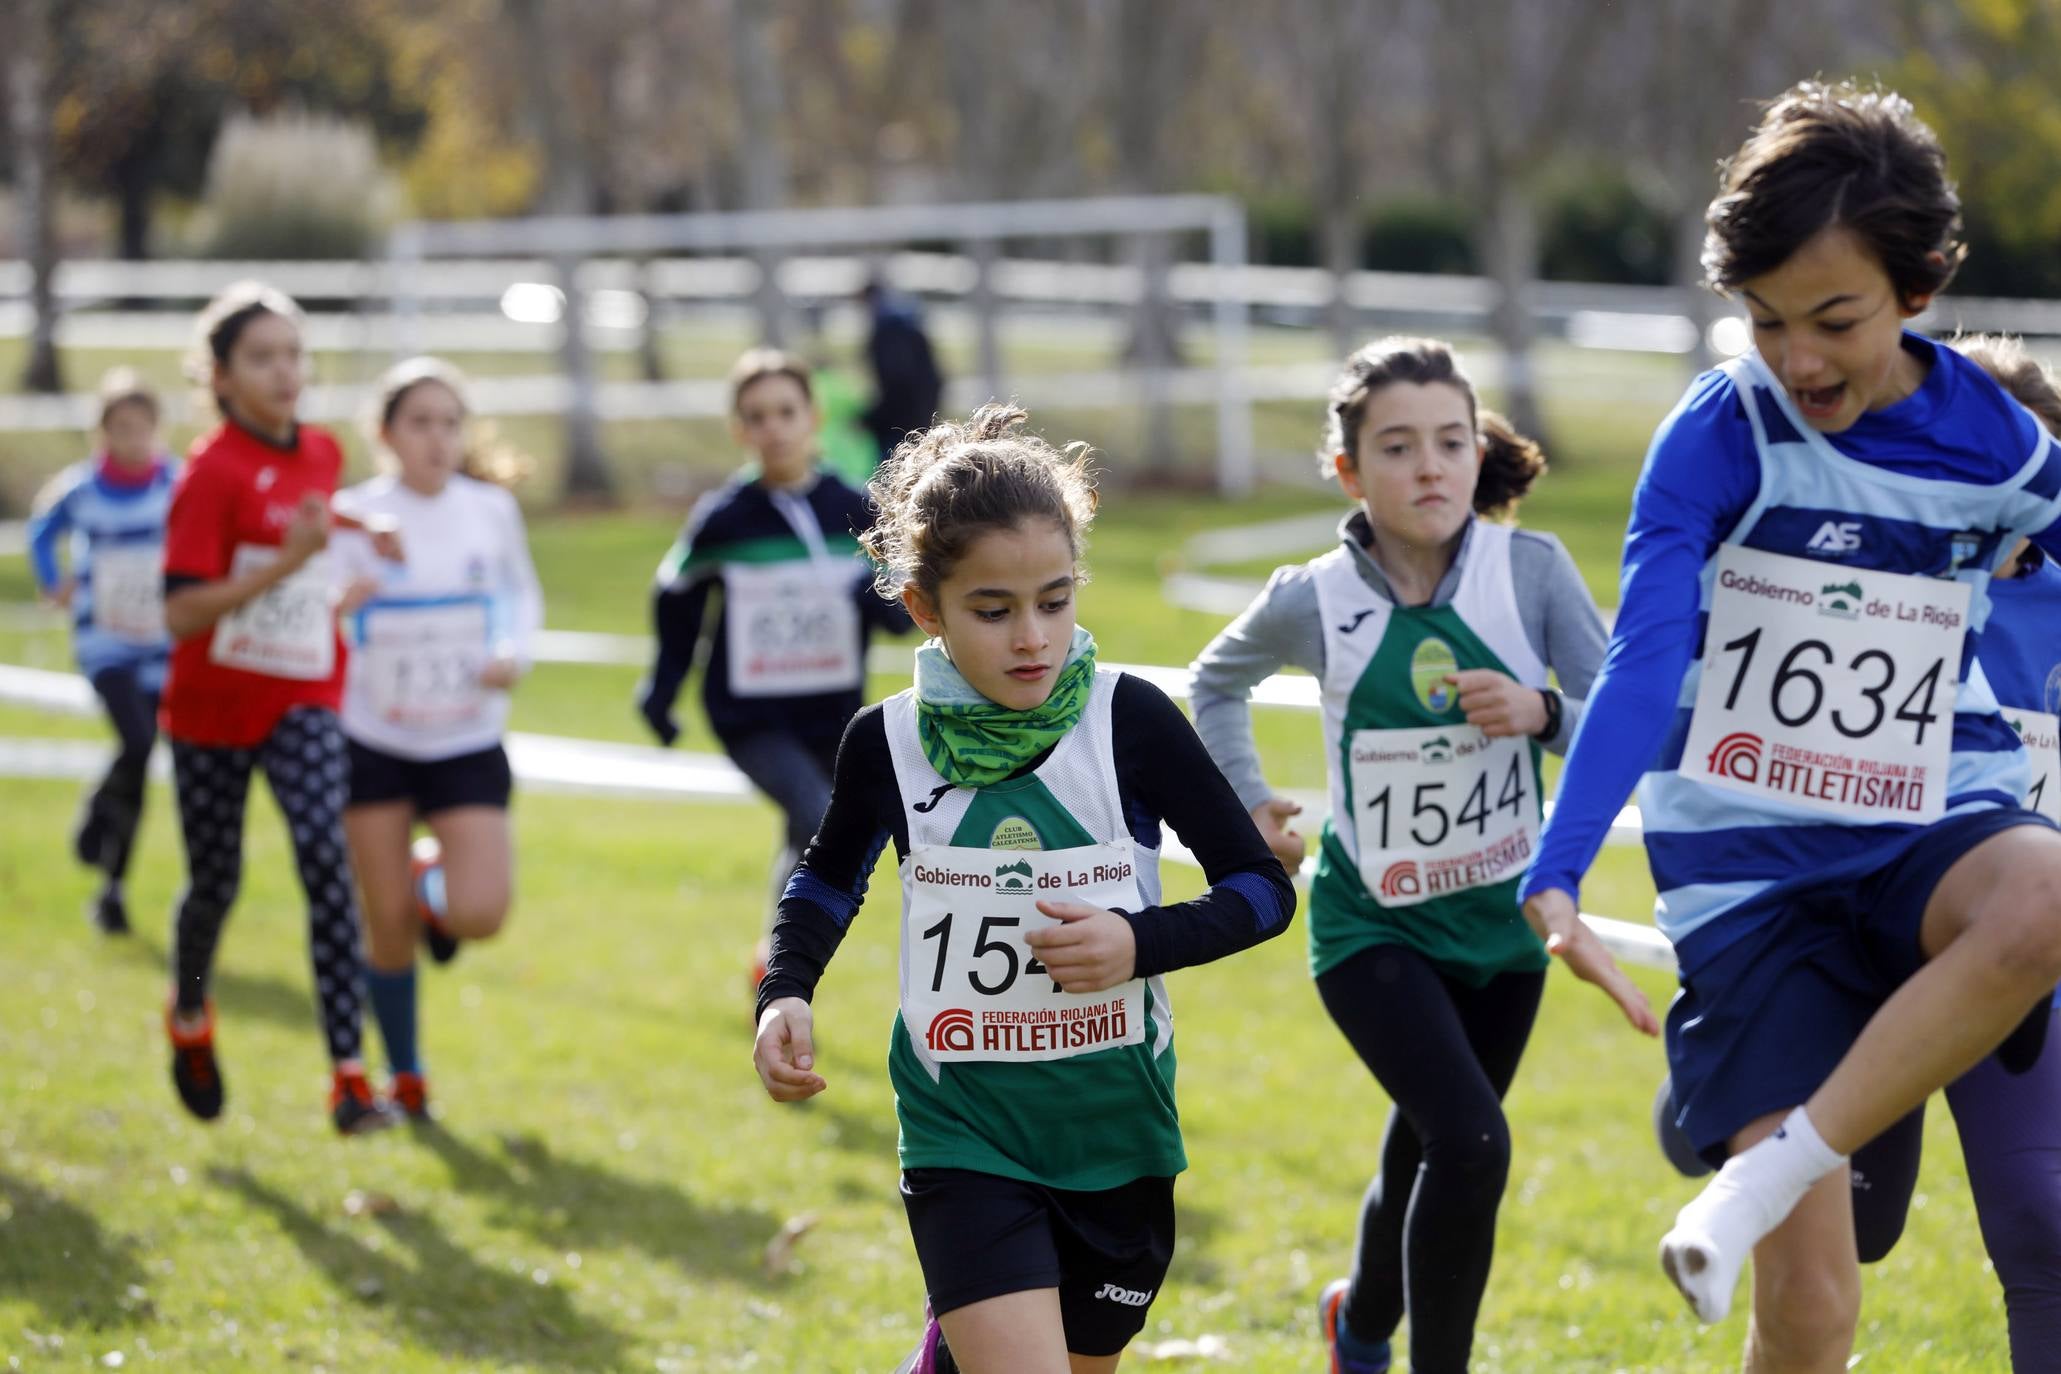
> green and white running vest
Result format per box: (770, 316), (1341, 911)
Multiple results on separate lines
(882, 668), (1186, 1190)
(1307, 524), (1551, 985)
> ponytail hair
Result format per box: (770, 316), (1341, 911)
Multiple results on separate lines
(1473, 409), (1547, 519)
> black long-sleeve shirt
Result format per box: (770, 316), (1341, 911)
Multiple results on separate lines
(637, 471), (912, 748)
(756, 673), (1297, 1018)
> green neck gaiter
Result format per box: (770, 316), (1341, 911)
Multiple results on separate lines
(914, 626), (1097, 788)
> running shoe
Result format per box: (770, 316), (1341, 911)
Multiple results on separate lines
(1654, 1074), (1713, 1179)
(1319, 1278), (1391, 1374)
(390, 1070), (433, 1124)
(331, 1068), (402, 1136)
(167, 1001), (225, 1121)
(412, 837), (458, 966)
(90, 885), (130, 936)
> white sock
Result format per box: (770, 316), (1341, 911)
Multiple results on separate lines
(1660, 1106), (1846, 1323)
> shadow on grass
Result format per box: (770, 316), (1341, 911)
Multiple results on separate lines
(417, 1128), (781, 1282)
(0, 1172), (149, 1330)
(120, 931), (323, 1037)
(211, 1166), (634, 1369)
(796, 1095), (901, 1158)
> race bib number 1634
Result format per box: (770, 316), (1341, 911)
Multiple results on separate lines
(1680, 544), (1968, 823)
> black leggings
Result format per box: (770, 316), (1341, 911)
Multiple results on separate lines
(83, 665), (159, 887)
(170, 706), (366, 1063)
(1315, 944), (1546, 1374)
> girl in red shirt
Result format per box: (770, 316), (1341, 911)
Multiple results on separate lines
(160, 281), (399, 1135)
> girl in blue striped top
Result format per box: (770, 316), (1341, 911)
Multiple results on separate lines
(28, 368), (178, 935)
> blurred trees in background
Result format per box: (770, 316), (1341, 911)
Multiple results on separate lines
(10, 0), (2061, 402)
(18, 0), (2060, 293)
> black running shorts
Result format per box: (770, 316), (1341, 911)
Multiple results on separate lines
(899, 1166), (1175, 1357)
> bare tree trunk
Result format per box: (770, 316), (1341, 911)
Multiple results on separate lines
(966, 237), (1003, 402)
(1673, 203), (1716, 374)
(508, 0), (613, 500)
(8, 0), (62, 394)
(1303, 0), (1364, 358)
(729, 0), (791, 346)
(637, 255), (667, 383)
(1115, 0), (1183, 475)
(944, 0), (1004, 401)
(1320, 200), (1358, 359)
(1479, 176), (1546, 442)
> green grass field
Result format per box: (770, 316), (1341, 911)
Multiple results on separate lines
(0, 380), (2020, 1370)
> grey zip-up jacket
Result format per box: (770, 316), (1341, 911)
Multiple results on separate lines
(1188, 511), (1608, 812)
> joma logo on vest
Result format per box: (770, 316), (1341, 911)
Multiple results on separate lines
(1094, 1283), (1154, 1307)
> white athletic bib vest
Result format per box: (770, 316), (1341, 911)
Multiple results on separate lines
(353, 595), (495, 735)
(2004, 708), (2061, 823)
(879, 670), (1187, 1189)
(724, 491), (864, 698)
(210, 545), (335, 680)
(1680, 543), (1967, 823)
(89, 543), (166, 643)
(1307, 523), (1551, 982)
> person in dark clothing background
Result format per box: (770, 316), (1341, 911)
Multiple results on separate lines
(859, 278), (944, 465)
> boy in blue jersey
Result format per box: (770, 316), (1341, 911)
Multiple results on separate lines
(1520, 82), (2061, 1368)
(28, 369), (178, 935)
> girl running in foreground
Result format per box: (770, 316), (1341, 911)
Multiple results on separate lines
(1521, 83), (2061, 1370)
(160, 281), (402, 1135)
(334, 357), (543, 1122)
(29, 369), (178, 934)
(638, 349), (911, 994)
(1190, 337), (1623, 1374)
(753, 405), (1296, 1373)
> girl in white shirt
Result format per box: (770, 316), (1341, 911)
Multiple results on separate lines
(334, 357), (543, 1121)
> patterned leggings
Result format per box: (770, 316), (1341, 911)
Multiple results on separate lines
(170, 706), (365, 1063)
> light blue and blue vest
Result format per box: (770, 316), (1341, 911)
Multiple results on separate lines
(26, 458), (178, 685)
(1641, 351), (2061, 953)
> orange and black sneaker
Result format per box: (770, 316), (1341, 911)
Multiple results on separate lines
(167, 1000), (225, 1121)
(390, 1071), (433, 1124)
(331, 1067), (401, 1136)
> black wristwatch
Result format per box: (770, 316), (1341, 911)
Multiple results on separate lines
(1533, 688), (1563, 741)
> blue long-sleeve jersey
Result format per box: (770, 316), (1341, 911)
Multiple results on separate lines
(27, 456), (178, 685)
(1524, 334), (2061, 956)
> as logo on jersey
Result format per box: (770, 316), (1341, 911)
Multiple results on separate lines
(1807, 520), (1864, 554)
